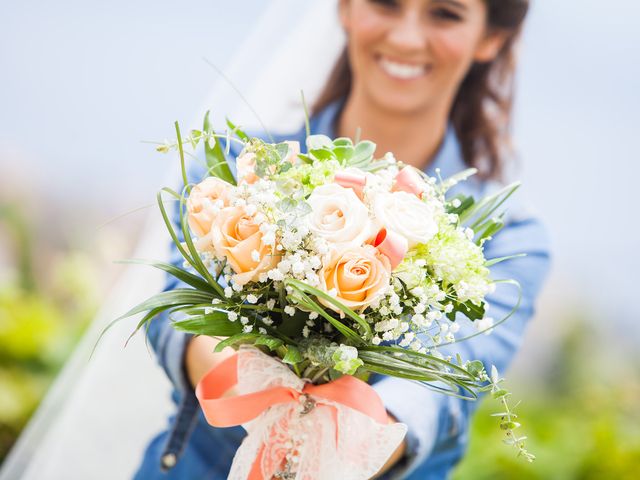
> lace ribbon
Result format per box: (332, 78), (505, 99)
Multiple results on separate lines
(196, 346), (407, 480)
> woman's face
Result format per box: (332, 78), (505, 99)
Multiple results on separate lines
(340, 0), (506, 115)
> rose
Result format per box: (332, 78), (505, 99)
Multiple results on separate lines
(187, 177), (233, 237)
(318, 244), (391, 312)
(236, 140), (300, 184)
(307, 184), (374, 248)
(373, 191), (438, 248)
(236, 151), (259, 185)
(210, 206), (279, 286)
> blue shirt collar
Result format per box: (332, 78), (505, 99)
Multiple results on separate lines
(308, 99), (467, 179)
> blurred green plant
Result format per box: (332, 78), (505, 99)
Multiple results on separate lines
(0, 204), (98, 464)
(453, 324), (640, 480)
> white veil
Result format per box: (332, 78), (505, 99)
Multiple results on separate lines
(0, 2), (343, 478)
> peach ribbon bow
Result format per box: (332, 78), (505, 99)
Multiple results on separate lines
(196, 347), (407, 480)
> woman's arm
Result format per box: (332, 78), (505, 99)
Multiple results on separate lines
(373, 211), (552, 477)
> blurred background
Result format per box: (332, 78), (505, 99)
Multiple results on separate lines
(1, 0), (639, 478)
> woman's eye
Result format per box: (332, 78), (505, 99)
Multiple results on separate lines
(368, 0), (400, 9)
(431, 8), (462, 21)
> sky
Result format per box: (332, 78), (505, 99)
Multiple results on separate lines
(1, 0), (639, 332)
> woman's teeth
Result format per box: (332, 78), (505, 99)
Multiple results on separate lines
(379, 57), (429, 80)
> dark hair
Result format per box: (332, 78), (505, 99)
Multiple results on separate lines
(313, 0), (529, 179)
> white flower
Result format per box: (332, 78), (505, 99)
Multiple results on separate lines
(373, 191), (439, 247)
(268, 268), (285, 281)
(243, 325), (254, 333)
(292, 261), (305, 275)
(306, 184), (374, 248)
(224, 287), (233, 298)
(228, 311), (238, 322)
(284, 305), (296, 316)
(266, 299), (276, 310)
(246, 294), (259, 304)
(476, 317), (494, 335)
(240, 316), (249, 325)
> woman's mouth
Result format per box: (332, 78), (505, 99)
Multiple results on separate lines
(378, 56), (431, 80)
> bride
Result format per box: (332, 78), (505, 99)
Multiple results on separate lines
(137, 1), (549, 479)
(2, 1), (549, 479)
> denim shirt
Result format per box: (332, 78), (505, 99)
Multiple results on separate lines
(134, 101), (551, 479)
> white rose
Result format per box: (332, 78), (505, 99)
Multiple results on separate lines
(373, 191), (438, 247)
(307, 184), (374, 248)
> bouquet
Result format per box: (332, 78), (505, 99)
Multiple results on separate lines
(116, 112), (533, 479)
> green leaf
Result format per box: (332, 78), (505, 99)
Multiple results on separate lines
(275, 142), (290, 160)
(172, 312), (243, 336)
(225, 117), (249, 141)
(203, 111), (236, 185)
(297, 154), (314, 165)
(276, 197), (297, 213)
(441, 168), (477, 187)
(282, 345), (303, 364)
(214, 333), (260, 352)
(446, 194), (475, 217)
(333, 145), (355, 162)
(309, 148), (335, 161)
(175, 121), (189, 188)
(446, 298), (486, 322)
(306, 134), (333, 150)
(461, 182), (520, 228)
(178, 189), (225, 297)
(332, 137), (353, 147)
(117, 289), (215, 320)
(466, 360), (485, 377)
(358, 345), (477, 379)
(485, 253), (526, 267)
(157, 188), (195, 267)
(284, 279), (371, 341)
(474, 215), (505, 245)
(115, 258), (217, 293)
(350, 140), (376, 165)
(254, 336), (284, 351)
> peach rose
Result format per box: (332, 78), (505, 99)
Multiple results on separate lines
(319, 244), (391, 312)
(210, 206), (279, 286)
(236, 151), (259, 185)
(236, 141), (300, 184)
(187, 177), (232, 237)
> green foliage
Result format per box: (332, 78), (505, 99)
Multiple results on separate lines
(0, 270), (96, 463)
(202, 112), (236, 185)
(453, 326), (640, 479)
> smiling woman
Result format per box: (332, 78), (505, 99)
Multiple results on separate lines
(315, 0), (528, 179)
(135, 1), (550, 479)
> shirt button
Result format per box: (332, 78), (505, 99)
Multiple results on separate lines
(161, 453), (177, 469)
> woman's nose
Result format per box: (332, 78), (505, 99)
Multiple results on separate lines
(386, 11), (427, 52)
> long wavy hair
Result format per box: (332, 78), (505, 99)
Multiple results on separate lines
(313, 0), (529, 179)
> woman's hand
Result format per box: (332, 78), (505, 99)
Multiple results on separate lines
(185, 335), (235, 389)
(186, 337), (407, 477)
